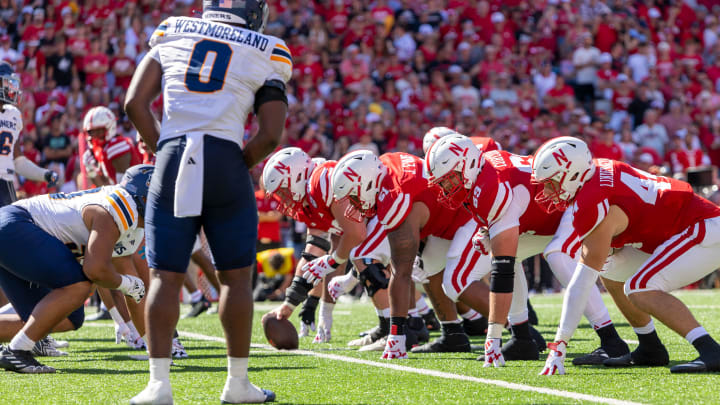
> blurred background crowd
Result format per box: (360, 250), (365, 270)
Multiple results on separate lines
(4, 0), (720, 292)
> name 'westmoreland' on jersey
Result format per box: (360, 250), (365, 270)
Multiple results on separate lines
(148, 16), (292, 146)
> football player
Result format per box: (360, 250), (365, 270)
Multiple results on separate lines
(332, 150), (491, 359)
(534, 137), (720, 374)
(426, 134), (628, 367)
(83, 106), (142, 186)
(260, 148), (372, 343)
(0, 165), (150, 373)
(125, 1), (291, 402)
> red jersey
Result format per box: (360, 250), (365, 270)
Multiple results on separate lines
(293, 161), (342, 235)
(256, 189), (281, 243)
(470, 136), (501, 152)
(90, 136), (142, 184)
(376, 153), (470, 239)
(558, 159), (720, 257)
(467, 151), (562, 236)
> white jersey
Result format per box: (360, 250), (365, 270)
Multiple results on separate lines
(0, 104), (23, 181)
(147, 16), (292, 146)
(15, 186), (142, 259)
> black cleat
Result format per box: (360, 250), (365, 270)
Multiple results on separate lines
(573, 347), (609, 366)
(603, 346), (670, 367)
(0, 347), (55, 373)
(529, 325), (546, 353)
(359, 325), (379, 337)
(477, 337), (539, 362)
(86, 309), (111, 321)
(527, 300), (538, 326)
(670, 357), (720, 373)
(422, 309), (441, 331)
(182, 296), (211, 318)
(463, 317), (488, 337)
(411, 332), (471, 353)
(408, 317), (430, 343)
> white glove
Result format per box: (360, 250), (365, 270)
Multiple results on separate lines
(118, 274), (146, 303)
(302, 254), (341, 286)
(83, 149), (99, 178)
(381, 334), (408, 360)
(472, 228), (490, 255)
(328, 272), (359, 301)
(540, 341), (567, 375)
(411, 256), (429, 284)
(114, 321), (130, 344)
(483, 337), (505, 368)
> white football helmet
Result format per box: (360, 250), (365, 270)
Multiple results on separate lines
(83, 106), (117, 142)
(262, 147), (316, 217)
(425, 134), (482, 209)
(532, 136), (595, 212)
(332, 150), (386, 222)
(423, 126), (460, 156)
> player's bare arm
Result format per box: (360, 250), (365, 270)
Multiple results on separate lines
(386, 203), (428, 316)
(124, 56), (162, 152)
(243, 99), (287, 169)
(81, 205), (122, 288)
(579, 205), (628, 271)
(329, 199), (367, 261)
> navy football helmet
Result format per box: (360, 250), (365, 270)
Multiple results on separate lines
(0, 61), (20, 106)
(120, 164), (154, 218)
(202, 0), (269, 33)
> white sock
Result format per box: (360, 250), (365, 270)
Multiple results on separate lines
(319, 301), (334, 331)
(9, 331), (36, 351)
(379, 307), (390, 318)
(228, 356), (248, 379)
(590, 313), (613, 331)
(127, 321), (140, 337)
(633, 319), (655, 335)
(109, 307), (124, 325)
(415, 296), (430, 315)
(190, 290), (202, 303)
(441, 319), (462, 325)
(408, 307), (419, 317)
(149, 357), (172, 382)
(100, 301), (108, 311)
(460, 309), (482, 321)
(685, 326), (709, 344)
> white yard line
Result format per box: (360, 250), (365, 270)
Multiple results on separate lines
(176, 331), (643, 405)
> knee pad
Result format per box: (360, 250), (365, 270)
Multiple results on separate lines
(68, 307), (85, 330)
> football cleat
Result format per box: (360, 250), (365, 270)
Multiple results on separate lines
(130, 379), (173, 405)
(463, 317), (488, 337)
(422, 309), (441, 331)
(32, 337), (68, 357)
(411, 332), (471, 353)
(483, 338), (505, 368)
(182, 296), (211, 319)
(540, 341), (567, 375)
(603, 345), (669, 368)
(529, 325), (547, 353)
(359, 325), (378, 337)
(0, 346), (55, 373)
(477, 337), (539, 362)
(220, 376), (276, 404)
(359, 336), (387, 352)
(46, 335), (69, 348)
(86, 309), (111, 321)
(299, 321), (315, 338)
(670, 357), (720, 374)
(312, 328), (331, 344)
(527, 300), (539, 326)
(171, 338), (188, 359)
(381, 334), (408, 359)
(349, 334), (375, 347)
(408, 317), (429, 344)
(572, 347), (609, 366)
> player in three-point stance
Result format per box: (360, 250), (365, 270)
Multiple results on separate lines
(534, 137), (720, 374)
(125, 0), (290, 403)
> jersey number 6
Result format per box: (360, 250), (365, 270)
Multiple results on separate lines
(184, 39), (232, 93)
(0, 131), (12, 156)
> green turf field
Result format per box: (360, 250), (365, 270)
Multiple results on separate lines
(4, 290), (720, 404)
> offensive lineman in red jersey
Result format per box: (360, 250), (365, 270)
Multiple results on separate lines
(534, 136), (720, 374)
(426, 134), (628, 367)
(333, 150), (492, 359)
(83, 106), (141, 186)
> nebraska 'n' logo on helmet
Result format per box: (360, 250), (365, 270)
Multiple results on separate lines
(343, 167), (360, 182)
(448, 143), (465, 157)
(552, 149), (570, 167)
(275, 161), (291, 175)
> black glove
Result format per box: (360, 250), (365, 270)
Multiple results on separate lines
(44, 170), (59, 188)
(358, 262), (389, 297)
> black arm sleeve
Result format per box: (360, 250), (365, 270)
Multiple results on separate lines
(253, 79), (288, 113)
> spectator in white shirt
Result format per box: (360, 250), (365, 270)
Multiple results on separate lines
(633, 109), (669, 156)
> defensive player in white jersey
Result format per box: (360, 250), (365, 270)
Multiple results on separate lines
(0, 165), (150, 373)
(0, 61), (58, 205)
(125, 0), (290, 403)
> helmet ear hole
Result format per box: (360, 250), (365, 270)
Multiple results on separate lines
(570, 173), (579, 181)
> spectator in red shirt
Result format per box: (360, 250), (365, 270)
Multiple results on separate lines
(110, 45), (135, 91)
(544, 75), (574, 115)
(255, 187), (282, 253)
(83, 37), (109, 89)
(591, 127), (624, 161)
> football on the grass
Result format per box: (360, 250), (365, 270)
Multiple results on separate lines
(262, 315), (299, 350)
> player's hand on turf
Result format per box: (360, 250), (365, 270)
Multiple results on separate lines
(44, 170), (59, 188)
(472, 228), (490, 255)
(540, 341), (567, 375)
(483, 337), (505, 368)
(302, 254), (339, 286)
(327, 272), (359, 301)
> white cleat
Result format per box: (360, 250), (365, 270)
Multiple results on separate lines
(130, 380), (174, 405)
(220, 376), (276, 404)
(46, 335), (69, 349)
(358, 336), (387, 352)
(348, 335), (374, 347)
(298, 322), (315, 338)
(171, 338), (188, 359)
(312, 328), (331, 343)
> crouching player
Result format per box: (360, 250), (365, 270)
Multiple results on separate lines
(0, 165), (151, 373)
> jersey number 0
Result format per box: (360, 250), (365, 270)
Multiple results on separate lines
(184, 39), (232, 93)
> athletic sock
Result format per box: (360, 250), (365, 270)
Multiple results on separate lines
(460, 309), (483, 321)
(127, 321), (140, 337)
(595, 324), (628, 357)
(227, 357), (249, 379)
(9, 331), (35, 351)
(415, 296), (430, 315)
(390, 317), (407, 336)
(190, 290), (202, 304)
(634, 320), (663, 350)
(510, 321), (531, 340)
(109, 307), (124, 325)
(149, 357), (171, 383)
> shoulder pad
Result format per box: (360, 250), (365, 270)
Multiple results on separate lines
(268, 38), (292, 83)
(102, 187), (139, 235)
(149, 17), (174, 48)
(1, 104), (22, 132)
